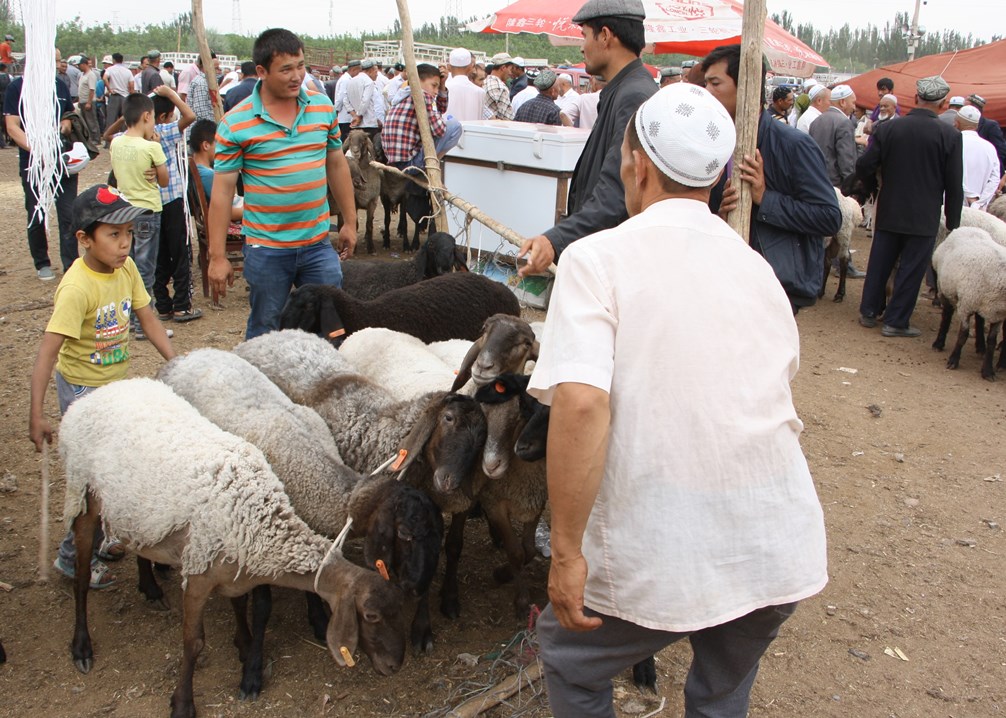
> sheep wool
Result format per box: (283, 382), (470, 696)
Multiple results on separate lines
(158, 350), (363, 538)
(60, 379), (330, 585)
(935, 206), (1006, 249)
(988, 195), (1006, 224)
(339, 328), (462, 401)
(932, 227), (1006, 321)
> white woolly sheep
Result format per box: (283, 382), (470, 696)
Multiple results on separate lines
(234, 330), (490, 618)
(931, 227), (1006, 380)
(279, 272), (521, 345)
(338, 327), (462, 400)
(820, 187), (863, 303)
(989, 195), (1006, 223)
(935, 206), (1006, 248)
(60, 379), (406, 716)
(158, 349), (445, 656)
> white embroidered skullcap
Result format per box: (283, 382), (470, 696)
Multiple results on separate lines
(957, 105), (981, 124)
(449, 47), (472, 67)
(881, 93), (898, 105)
(808, 84), (828, 101)
(558, 73), (573, 84)
(633, 83), (736, 188)
(830, 84), (854, 100)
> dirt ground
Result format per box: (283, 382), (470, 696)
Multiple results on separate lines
(1, 147), (1005, 718)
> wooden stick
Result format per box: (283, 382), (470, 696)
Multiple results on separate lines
(725, 0), (768, 244)
(448, 661), (543, 717)
(371, 159), (557, 273)
(191, 0), (223, 122)
(39, 441), (50, 582)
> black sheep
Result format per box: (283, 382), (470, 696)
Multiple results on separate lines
(281, 272), (521, 345)
(340, 232), (466, 302)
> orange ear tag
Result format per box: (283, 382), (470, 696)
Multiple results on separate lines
(495, 381), (506, 393)
(375, 559), (390, 581)
(340, 646), (356, 667)
(327, 328), (346, 339)
(390, 449), (408, 471)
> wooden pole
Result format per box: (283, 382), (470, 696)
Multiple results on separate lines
(394, 0), (444, 198)
(191, 0), (223, 122)
(448, 662), (542, 717)
(725, 0), (767, 244)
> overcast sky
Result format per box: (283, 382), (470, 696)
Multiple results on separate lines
(48, 0), (1001, 44)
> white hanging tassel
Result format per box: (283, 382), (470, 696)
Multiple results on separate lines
(22, 0), (63, 226)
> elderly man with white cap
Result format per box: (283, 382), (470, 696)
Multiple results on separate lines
(517, 0), (657, 276)
(956, 105), (1000, 210)
(796, 82), (829, 133)
(939, 95), (965, 126)
(345, 58), (384, 144)
(809, 84), (858, 188)
(554, 72), (581, 126)
(445, 47), (486, 121)
(529, 82), (828, 718)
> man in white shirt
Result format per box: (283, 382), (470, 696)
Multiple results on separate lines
(445, 47), (486, 121)
(530, 82), (827, 718)
(160, 61), (176, 90)
(956, 105), (1001, 209)
(510, 77), (538, 114)
(335, 60), (360, 140)
(796, 83), (829, 134)
(554, 73), (581, 126)
(383, 62), (406, 105)
(345, 59), (382, 136)
(577, 76), (605, 130)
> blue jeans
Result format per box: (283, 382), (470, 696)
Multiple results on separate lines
(54, 373), (104, 565)
(242, 239), (344, 340)
(131, 211), (162, 294)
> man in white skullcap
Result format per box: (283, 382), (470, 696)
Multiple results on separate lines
(796, 82), (829, 133)
(445, 46), (486, 121)
(809, 84), (858, 188)
(955, 105), (1000, 209)
(554, 72), (582, 126)
(530, 82), (828, 718)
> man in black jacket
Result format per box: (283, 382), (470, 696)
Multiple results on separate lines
(855, 76), (963, 338)
(518, 0), (656, 276)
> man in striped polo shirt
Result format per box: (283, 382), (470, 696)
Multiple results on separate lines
(207, 28), (357, 339)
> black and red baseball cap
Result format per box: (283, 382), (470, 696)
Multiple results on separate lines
(72, 184), (152, 233)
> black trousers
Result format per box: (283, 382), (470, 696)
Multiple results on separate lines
(859, 228), (935, 329)
(22, 173), (79, 272)
(153, 198), (193, 314)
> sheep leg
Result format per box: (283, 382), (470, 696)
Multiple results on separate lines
(238, 584), (272, 701)
(305, 591), (329, 642)
(397, 197), (407, 240)
(170, 575), (213, 718)
(632, 655), (658, 693)
(521, 513), (542, 565)
(365, 201), (376, 254)
(975, 314), (987, 354)
(230, 593), (251, 663)
(981, 321), (1001, 381)
(137, 556), (168, 610)
(411, 591), (434, 655)
(819, 249), (830, 299)
(932, 301), (955, 351)
(381, 196), (394, 248)
(834, 254), (848, 303)
(70, 496), (101, 674)
(946, 319), (970, 370)
(440, 512), (466, 619)
(485, 505), (531, 617)
(997, 335), (1006, 371)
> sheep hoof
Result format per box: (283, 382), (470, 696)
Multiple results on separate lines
(412, 631), (434, 655)
(74, 657), (93, 674)
(981, 369), (996, 382)
(632, 657), (657, 693)
(147, 597), (170, 612)
(946, 358), (960, 370)
(238, 688), (260, 701)
(440, 596), (461, 620)
(932, 341), (945, 351)
(833, 294), (844, 303)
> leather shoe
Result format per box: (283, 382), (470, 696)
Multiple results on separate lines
(846, 264), (867, 279)
(859, 315), (877, 328)
(881, 325), (921, 338)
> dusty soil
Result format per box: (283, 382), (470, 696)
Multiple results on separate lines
(1, 148), (1004, 718)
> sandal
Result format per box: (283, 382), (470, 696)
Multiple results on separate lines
(96, 536), (126, 562)
(53, 556), (117, 590)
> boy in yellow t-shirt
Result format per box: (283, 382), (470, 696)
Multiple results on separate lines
(29, 184), (176, 589)
(109, 94), (168, 336)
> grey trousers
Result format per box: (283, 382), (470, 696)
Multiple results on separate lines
(538, 601), (797, 718)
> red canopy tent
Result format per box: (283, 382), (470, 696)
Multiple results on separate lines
(845, 40), (1006, 128)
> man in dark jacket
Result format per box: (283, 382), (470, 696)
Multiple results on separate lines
(518, 0), (656, 276)
(223, 62), (257, 112)
(809, 84), (858, 188)
(856, 76), (963, 337)
(703, 44), (843, 313)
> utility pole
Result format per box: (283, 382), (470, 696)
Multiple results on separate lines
(232, 0), (242, 36)
(906, 0), (923, 62)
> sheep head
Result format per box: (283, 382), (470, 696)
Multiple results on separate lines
(363, 482), (443, 598)
(451, 315), (539, 392)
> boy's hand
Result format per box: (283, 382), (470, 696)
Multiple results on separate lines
(143, 166), (157, 183)
(152, 85), (175, 98)
(29, 416), (53, 452)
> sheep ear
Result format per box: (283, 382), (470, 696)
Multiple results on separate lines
(450, 339), (482, 393)
(363, 500), (396, 569)
(392, 396), (443, 473)
(326, 591), (359, 667)
(453, 247), (469, 272)
(319, 295), (346, 345)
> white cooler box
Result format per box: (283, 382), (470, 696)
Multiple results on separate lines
(444, 122), (591, 309)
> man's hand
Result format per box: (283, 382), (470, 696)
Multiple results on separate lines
(337, 223), (357, 259)
(548, 552), (603, 632)
(60, 118), (72, 136)
(736, 149), (766, 205)
(718, 177), (737, 219)
(208, 255), (234, 303)
(517, 235), (555, 277)
(29, 416), (53, 452)
(84, 102), (92, 111)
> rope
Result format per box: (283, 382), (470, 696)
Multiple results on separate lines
(21, 0), (63, 226)
(313, 516), (353, 594)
